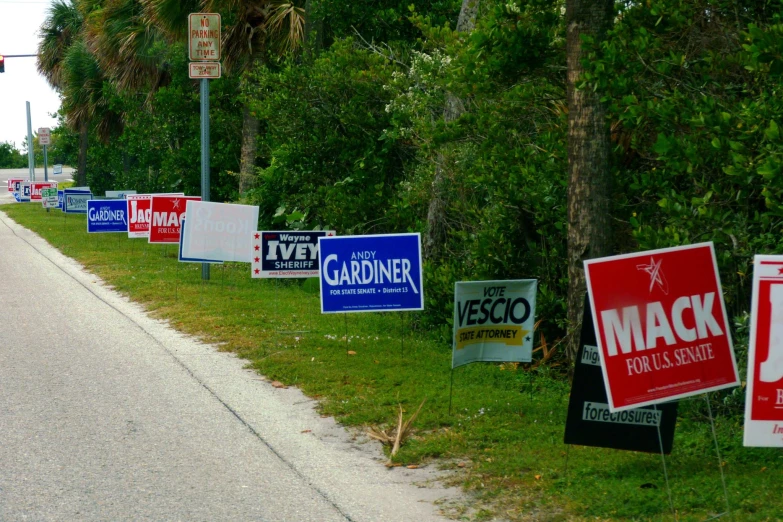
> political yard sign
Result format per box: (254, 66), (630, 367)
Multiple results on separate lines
(585, 242), (739, 412)
(744, 255), (783, 446)
(106, 190), (137, 198)
(41, 187), (59, 209)
(452, 280), (537, 369)
(19, 182), (31, 202)
(253, 230), (336, 278)
(127, 193), (184, 239)
(127, 194), (153, 238)
(318, 233), (423, 313)
(63, 189), (92, 213)
(565, 295), (678, 453)
(180, 201), (259, 263)
(7, 178), (23, 192)
(87, 200), (128, 233)
(31, 182), (57, 202)
(148, 195), (201, 244)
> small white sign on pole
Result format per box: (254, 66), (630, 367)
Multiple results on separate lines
(188, 13), (221, 61)
(189, 62), (221, 79)
(38, 127), (51, 146)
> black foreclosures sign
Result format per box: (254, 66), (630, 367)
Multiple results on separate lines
(564, 295), (678, 454)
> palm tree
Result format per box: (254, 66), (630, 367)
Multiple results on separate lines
(38, 0), (93, 186)
(38, 0), (121, 187)
(81, 0), (169, 93)
(143, 0), (305, 196)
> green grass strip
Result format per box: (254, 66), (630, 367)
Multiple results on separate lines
(3, 203), (783, 521)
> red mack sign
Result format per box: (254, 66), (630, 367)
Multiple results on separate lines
(745, 255), (783, 446)
(148, 195), (201, 244)
(585, 242), (739, 412)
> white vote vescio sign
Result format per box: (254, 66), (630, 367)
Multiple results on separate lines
(452, 280), (537, 369)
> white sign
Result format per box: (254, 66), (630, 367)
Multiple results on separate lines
(452, 280), (537, 368)
(38, 127), (51, 146)
(180, 200), (259, 262)
(106, 190), (137, 198)
(745, 255), (783, 446)
(41, 187), (59, 208)
(189, 62), (221, 79)
(189, 13), (221, 61)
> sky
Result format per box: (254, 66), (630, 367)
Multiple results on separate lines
(0, 0), (61, 150)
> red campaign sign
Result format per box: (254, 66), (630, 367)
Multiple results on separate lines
(127, 193), (184, 238)
(8, 178), (24, 192)
(30, 182), (57, 201)
(585, 242), (739, 412)
(148, 195), (201, 244)
(745, 255), (783, 446)
(127, 194), (153, 238)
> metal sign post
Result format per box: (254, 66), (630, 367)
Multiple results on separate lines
(39, 128), (51, 182)
(189, 12), (221, 281)
(26, 102), (35, 181)
(200, 78), (211, 281)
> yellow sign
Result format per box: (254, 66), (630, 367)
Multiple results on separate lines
(456, 325), (528, 350)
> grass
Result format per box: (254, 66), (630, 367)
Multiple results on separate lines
(3, 202), (783, 521)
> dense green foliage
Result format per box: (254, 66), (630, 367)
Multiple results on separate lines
(0, 142), (27, 168)
(46, 0), (783, 389)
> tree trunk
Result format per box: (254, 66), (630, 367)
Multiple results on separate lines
(238, 104), (259, 196)
(76, 121), (88, 187)
(423, 0), (478, 261)
(565, 0), (614, 363)
(304, 0), (323, 61)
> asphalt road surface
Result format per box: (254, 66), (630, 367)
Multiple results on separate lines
(0, 197), (459, 520)
(0, 166), (75, 188)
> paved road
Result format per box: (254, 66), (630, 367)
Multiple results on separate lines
(0, 206), (458, 520)
(0, 166), (75, 188)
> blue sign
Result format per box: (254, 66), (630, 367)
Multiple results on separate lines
(58, 190), (64, 209)
(318, 233), (424, 313)
(87, 199), (129, 233)
(63, 189), (92, 213)
(20, 182), (31, 202)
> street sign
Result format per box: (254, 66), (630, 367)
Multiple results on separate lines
(189, 13), (221, 61)
(38, 127), (51, 145)
(189, 62), (221, 79)
(585, 242), (739, 412)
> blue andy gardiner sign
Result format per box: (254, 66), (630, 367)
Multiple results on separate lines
(86, 200), (129, 233)
(318, 233), (424, 313)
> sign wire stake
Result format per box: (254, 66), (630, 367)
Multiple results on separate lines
(344, 313), (349, 348)
(175, 259), (180, 301)
(654, 403), (676, 519)
(563, 444), (570, 486)
(401, 311), (405, 358)
(448, 368), (455, 415)
(705, 393), (732, 519)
